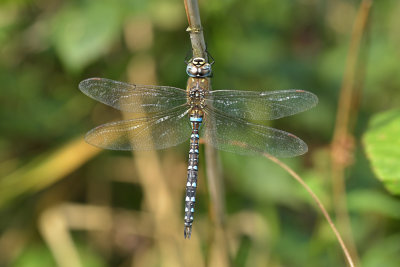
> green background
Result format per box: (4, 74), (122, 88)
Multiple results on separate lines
(1, 0), (399, 266)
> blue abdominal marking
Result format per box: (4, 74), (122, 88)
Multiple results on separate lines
(190, 117), (203, 122)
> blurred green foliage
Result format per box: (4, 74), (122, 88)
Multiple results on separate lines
(1, 0), (400, 266)
(363, 109), (400, 195)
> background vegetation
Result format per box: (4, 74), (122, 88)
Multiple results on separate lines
(1, 0), (399, 266)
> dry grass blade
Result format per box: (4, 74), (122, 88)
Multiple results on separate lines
(0, 137), (100, 208)
(263, 153), (355, 267)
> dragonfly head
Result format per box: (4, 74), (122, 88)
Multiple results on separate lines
(186, 57), (212, 78)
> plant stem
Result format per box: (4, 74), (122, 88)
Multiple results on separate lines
(331, 0), (372, 265)
(263, 153), (355, 267)
(184, 0), (230, 265)
(184, 0), (207, 58)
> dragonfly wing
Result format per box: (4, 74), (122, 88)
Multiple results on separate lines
(205, 89), (318, 120)
(79, 78), (187, 113)
(202, 107), (308, 157)
(85, 105), (192, 150)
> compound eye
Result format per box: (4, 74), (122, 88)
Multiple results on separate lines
(186, 64), (198, 76)
(199, 63), (212, 76)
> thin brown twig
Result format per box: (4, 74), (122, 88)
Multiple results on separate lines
(184, 0), (207, 58)
(184, 0), (230, 265)
(184, 0), (223, 225)
(263, 153), (355, 267)
(331, 0), (373, 264)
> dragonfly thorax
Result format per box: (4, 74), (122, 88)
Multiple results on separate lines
(186, 57), (212, 78)
(188, 88), (206, 109)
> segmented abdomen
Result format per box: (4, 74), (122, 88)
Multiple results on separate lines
(184, 113), (202, 239)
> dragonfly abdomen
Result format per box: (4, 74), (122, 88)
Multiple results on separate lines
(184, 112), (203, 239)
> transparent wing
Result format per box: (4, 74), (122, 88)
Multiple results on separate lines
(79, 78), (187, 113)
(85, 105), (192, 150)
(202, 107), (308, 157)
(205, 89), (318, 120)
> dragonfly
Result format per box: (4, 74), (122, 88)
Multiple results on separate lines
(79, 56), (318, 239)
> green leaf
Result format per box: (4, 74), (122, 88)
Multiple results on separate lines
(363, 109), (400, 195)
(51, 1), (122, 73)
